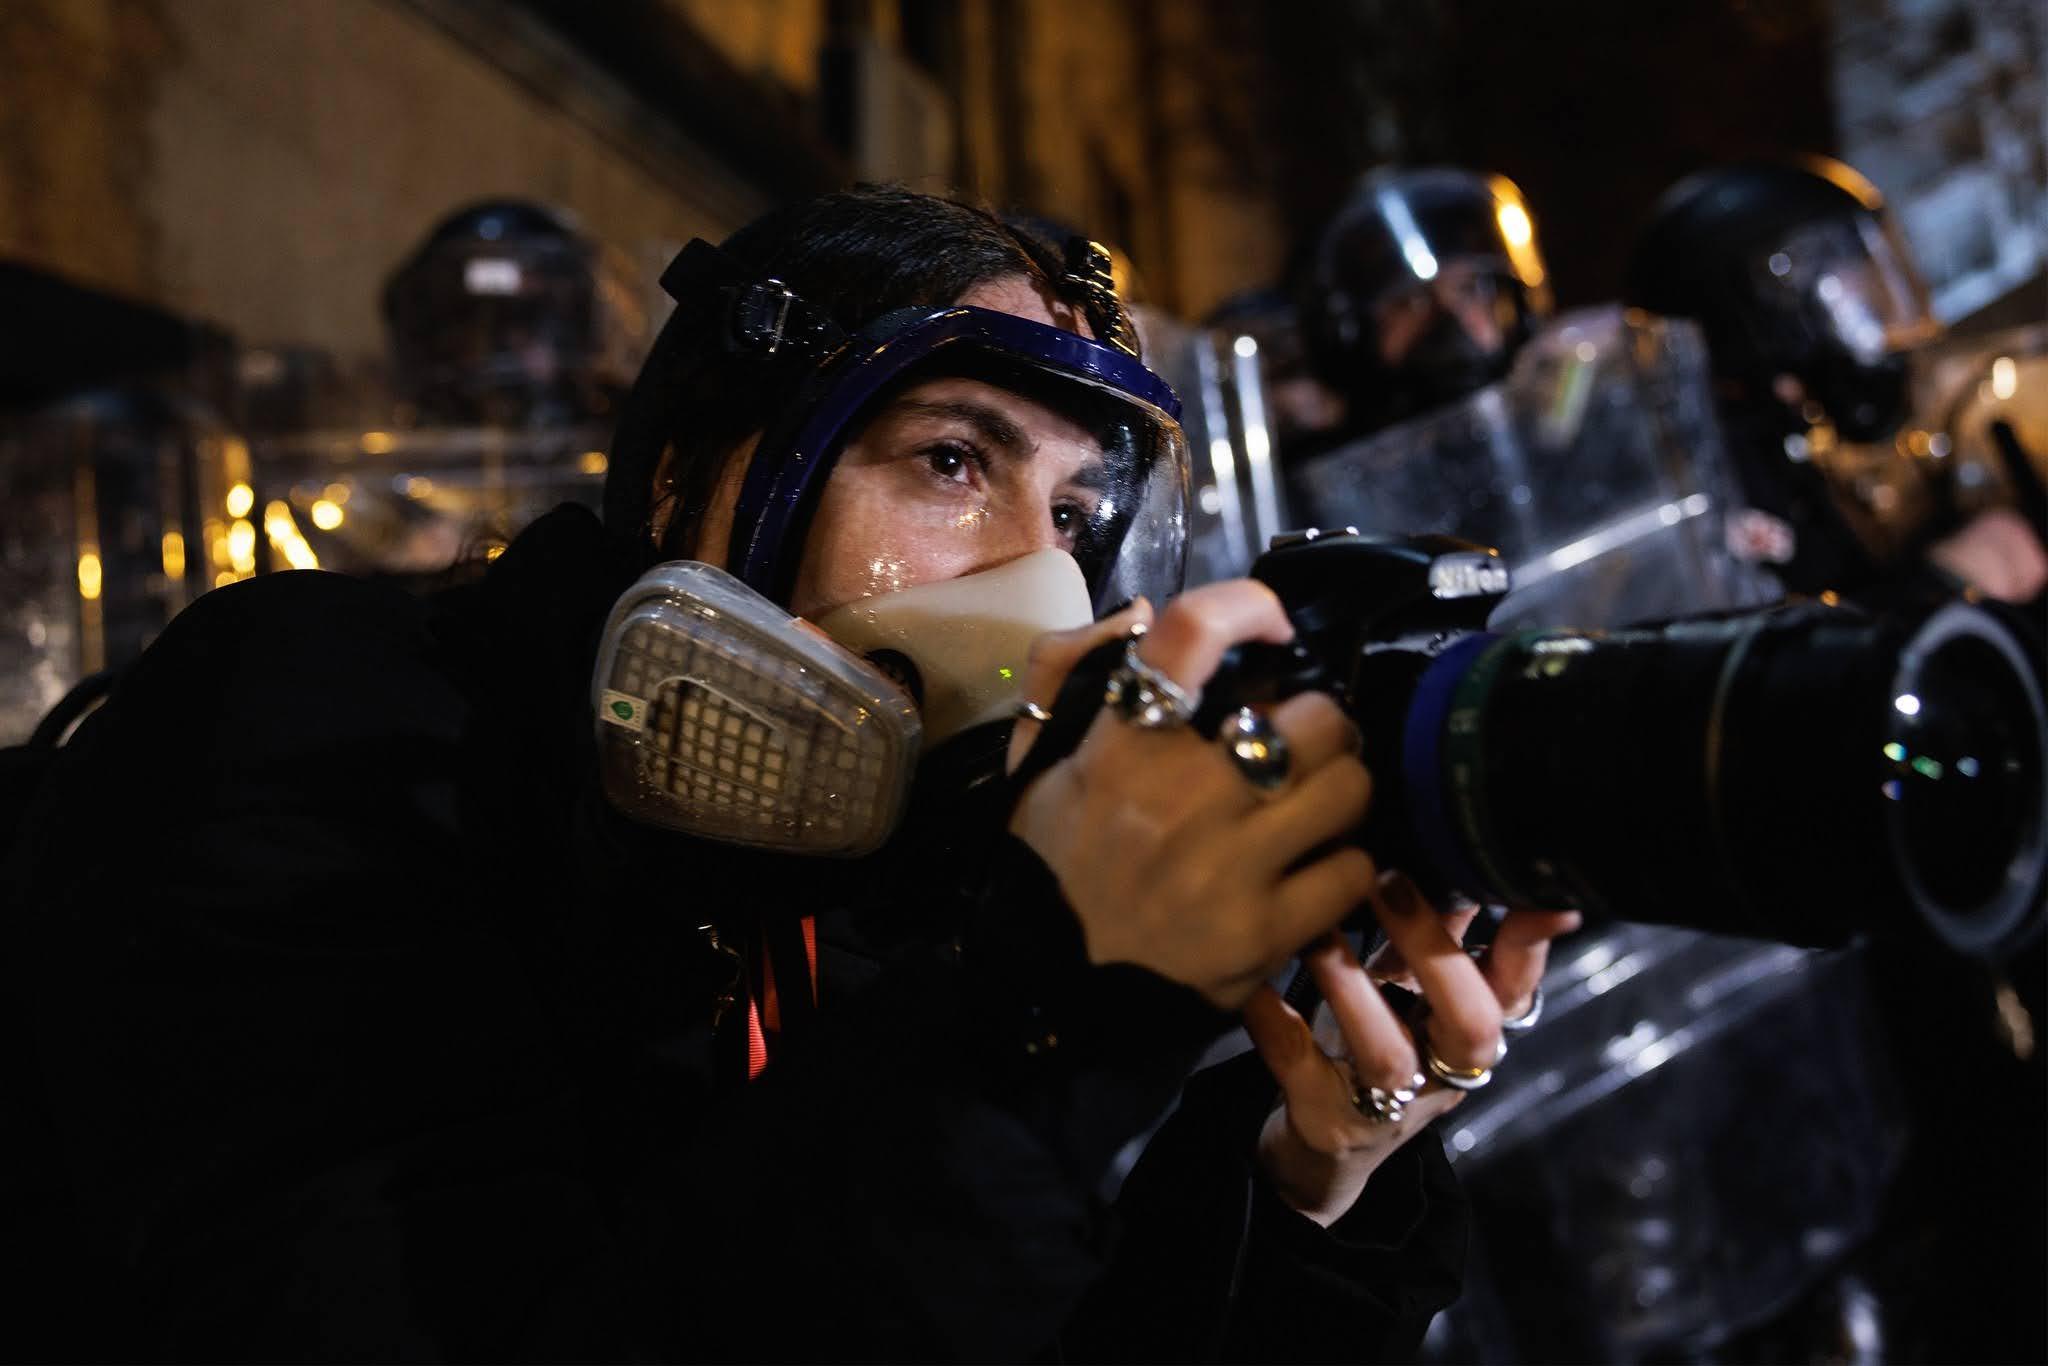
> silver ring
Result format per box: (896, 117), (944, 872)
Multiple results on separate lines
(1347, 1068), (1425, 1124)
(1502, 983), (1544, 1034)
(1350, 1085), (1406, 1125)
(1013, 700), (1055, 724)
(1423, 1039), (1497, 1092)
(1103, 636), (1199, 730)
(1218, 706), (1291, 791)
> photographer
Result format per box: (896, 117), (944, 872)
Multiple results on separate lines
(5, 188), (1574, 1361)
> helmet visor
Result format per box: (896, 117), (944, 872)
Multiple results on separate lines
(1759, 215), (1939, 364)
(1338, 170), (1549, 309)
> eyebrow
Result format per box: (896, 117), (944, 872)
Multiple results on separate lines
(890, 399), (1032, 457)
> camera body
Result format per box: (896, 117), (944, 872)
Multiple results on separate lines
(1208, 530), (2047, 956)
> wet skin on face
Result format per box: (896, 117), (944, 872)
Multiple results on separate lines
(786, 375), (1111, 619)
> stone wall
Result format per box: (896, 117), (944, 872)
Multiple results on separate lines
(0, 0), (767, 363)
(1832, 0), (2048, 321)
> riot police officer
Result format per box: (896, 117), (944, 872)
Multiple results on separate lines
(1626, 158), (2047, 602)
(1297, 167), (1554, 447)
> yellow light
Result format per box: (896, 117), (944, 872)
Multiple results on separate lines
(310, 499), (345, 530)
(578, 450), (609, 476)
(360, 430), (396, 455)
(405, 476), (434, 499)
(1991, 356), (2017, 401)
(279, 536), (319, 570)
(1497, 201), (1533, 248)
(1495, 197), (1546, 288)
(78, 551), (103, 600)
(161, 531), (187, 579)
(228, 518), (257, 572)
(323, 482), (352, 505)
(484, 543), (506, 562)
(215, 569), (237, 588)
(1802, 155), (1885, 212)
(225, 482), (255, 518)
(263, 501), (320, 571)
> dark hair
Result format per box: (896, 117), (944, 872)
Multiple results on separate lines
(605, 186), (1074, 563)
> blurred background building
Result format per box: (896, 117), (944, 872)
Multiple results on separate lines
(5, 0), (2039, 400)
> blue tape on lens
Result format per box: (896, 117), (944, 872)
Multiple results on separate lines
(1401, 632), (1500, 901)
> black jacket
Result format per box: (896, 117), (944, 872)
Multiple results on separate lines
(4, 506), (1465, 1362)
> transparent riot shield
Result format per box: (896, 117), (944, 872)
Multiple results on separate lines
(0, 389), (243, 743)
(1134, 306), (1288, 587)
(1421, 926), (1904, 1362)
(1288, 305), (1781, 628)
(246, 421), (610, 584)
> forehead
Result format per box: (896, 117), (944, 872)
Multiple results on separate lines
(956, 274), (1094, 339)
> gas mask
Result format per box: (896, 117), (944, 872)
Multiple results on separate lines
(591, 239), (1190, 856)
(1388, 304), (1517, 415)
(592, 545), (1094, 857)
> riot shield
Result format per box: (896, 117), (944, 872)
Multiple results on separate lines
(0, 389), (242, 743)
(246, 421), (609, 584)
(1134, 305), (1288, 588)
(1288, 305), (1781, 628)
(1422, 926), (1903, 1362)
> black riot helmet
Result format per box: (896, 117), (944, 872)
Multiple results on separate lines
(1299, 167), (1554, 437)
(382, 199), (636, 427)
(1626, 158), (1940, 444)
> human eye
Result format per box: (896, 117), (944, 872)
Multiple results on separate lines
(1050, 500), (1081, 543)
(1050, 491), (1103, 550)
(920, 439), (982, 487)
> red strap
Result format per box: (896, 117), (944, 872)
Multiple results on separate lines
(745, 915), (819, 1081)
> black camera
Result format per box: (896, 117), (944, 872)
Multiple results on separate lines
(1201, 530), (2047, 956)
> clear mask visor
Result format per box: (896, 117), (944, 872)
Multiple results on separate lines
(820, 345), (1191, 619)
(1764, 216), (1940, 364)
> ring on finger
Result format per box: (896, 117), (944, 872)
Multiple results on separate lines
(1218, 706), (1292, 791)
(1104, 633), (1199, 730)
(1502, 983), (1544, 1034)
(1347, 1066), (1426, 1124)
(1422, 1035), (1503, 1092)
(1013, 699), (1055, 724)
(1349, 1084), (1406, 1125)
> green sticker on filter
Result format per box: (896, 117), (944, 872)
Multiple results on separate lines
(600, 690), (647, 732)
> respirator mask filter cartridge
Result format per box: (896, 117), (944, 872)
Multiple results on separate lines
(592, 560), (922, 857)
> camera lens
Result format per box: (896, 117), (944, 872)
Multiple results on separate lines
(1389, 600), (2047, 954)
(1884, 609), (2047, 948)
